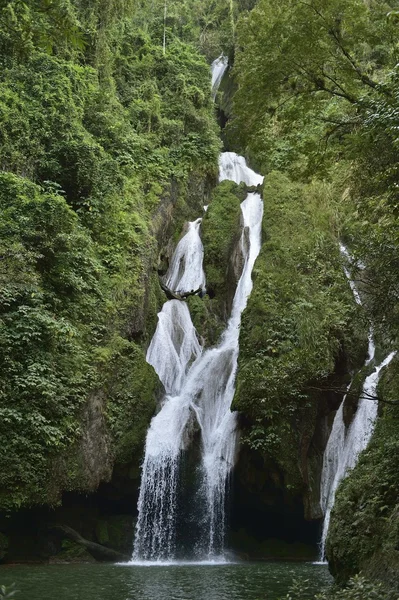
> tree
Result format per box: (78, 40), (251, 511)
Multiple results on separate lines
(232, 0), (398, 157)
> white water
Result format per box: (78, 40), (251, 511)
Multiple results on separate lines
(164, 218), (206, 293)
(133, 154), (263, 562)
(194, 158), (263, 555)
(211, 55), (228, 100)
(132, 59), (264, 563)
(219, 152), (263, 187)
(319, 245), (395, 560)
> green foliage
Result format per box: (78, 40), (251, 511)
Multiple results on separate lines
(0, 0), (220, 509)
(342, 68), (399, 340)
(229, 1), (399, 584)
(231, 0), (398, 170)
(326, 359), (399, 589)
(234, 171), (367, 490)
(102, 337), (159, 464)
(0, 174), (98, 508)
(201, 179), (244, 320)
(0, 0), (84, 63)
(132, 0), (239, 60)
(281, 575), (397, 600)
(231, 0), (399, 342)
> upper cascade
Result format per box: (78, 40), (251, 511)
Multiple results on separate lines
(219, 152), (263, 187)
(164, 218), (206, 293)
(211, 55), (228, 100)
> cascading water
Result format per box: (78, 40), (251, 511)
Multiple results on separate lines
(211, 55), (228, 100)
(132, 58), (264, 563)
(133, 155), (263, 562)
(164, 218), (206, 294)
(193, 156), (263, 555)
(318, 245), (395, 561)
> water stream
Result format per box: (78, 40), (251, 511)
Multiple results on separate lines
(211, 55), (228, 101)
(318, 245), (395, 560)
(132, 60), (264, 563)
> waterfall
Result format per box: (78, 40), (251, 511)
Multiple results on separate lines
(133, 229), (205, 562)
(132, 154), (263, 562)
(193, 160), (263, 555)
(164, 218), (206, 293)
(318, 245), (395, 561)
(211, 55), (228, 100)
(131, 57), (264, 563)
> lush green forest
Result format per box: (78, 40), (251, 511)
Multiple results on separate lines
(0, 0), (225, 510)
(229, 0), (399, 592)
(0, 0), (399, 598)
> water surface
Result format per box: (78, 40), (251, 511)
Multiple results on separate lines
(0, 561), (331, 600)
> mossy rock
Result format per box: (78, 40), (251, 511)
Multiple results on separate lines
(54, 540), (96, 563)
(201, 179), (244, 325)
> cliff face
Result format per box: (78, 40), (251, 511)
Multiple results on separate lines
(230, 172), (368, 551)
(0, 1), (220, 514)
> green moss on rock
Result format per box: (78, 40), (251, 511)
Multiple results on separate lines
(201, 179), (245, 327)
(103, 338), (159, 465)
(234, 171), (368, 498)
(55, 540), (95, 563)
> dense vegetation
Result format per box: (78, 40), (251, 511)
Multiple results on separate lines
(0, 0), (223, 510)
(229, 0), (399, 588)
(234, 172), (367, 494)
(231, 0), (399, 340)
(1, 0), (399, 594)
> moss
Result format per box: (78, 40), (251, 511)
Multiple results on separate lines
(105, 515), (134, 554)
(104, 338), (159, 465)
(55, 540), (95, 563)
(186, 295), (224, 346)
(201, 179), (245, 327)
(234, 171), (368, 496)
(327, 357), (399, 590)
(95, 520), (109, 545)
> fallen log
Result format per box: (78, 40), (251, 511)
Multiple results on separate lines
(51, 525), (130, 563)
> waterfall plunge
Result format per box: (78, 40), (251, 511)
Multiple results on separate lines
(132, 149), (263, 562)
(132, 55), (263, 563)
(318, 245), (395, 561)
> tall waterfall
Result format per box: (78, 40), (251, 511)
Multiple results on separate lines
(132, 59), (264, 562)
(319, 245), (395, 560)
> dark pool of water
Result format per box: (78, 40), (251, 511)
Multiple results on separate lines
(0, 561), (332, 600)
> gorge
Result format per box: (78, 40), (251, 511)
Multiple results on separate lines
(0, 1), (399, 599)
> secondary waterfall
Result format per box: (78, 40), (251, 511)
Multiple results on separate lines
(132, 58), (264, 562)
(319, 245), (395, 560)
